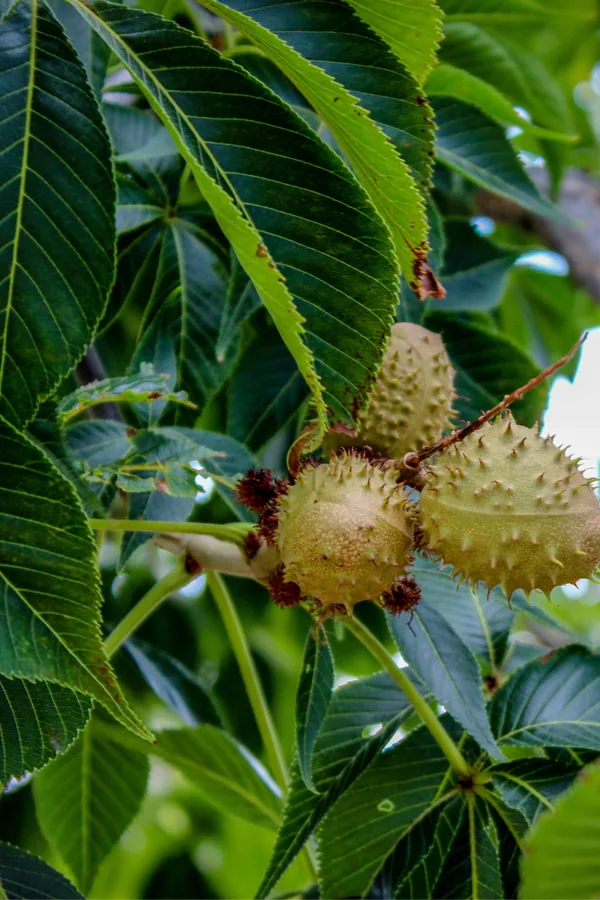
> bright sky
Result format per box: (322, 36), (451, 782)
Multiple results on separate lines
(542, 326), (600, 475)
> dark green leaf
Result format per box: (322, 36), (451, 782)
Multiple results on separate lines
(0, 0), (115, 428)
(228, 319), (308, 452)
(344, 0), (443, 84)
(34, 717), (150, 894)
(428, 219), (518, 311)
(198, 0), (433, 280)
(520, 761), (600, 900)
(66, 420), (131, 469)
(72, 0), (401, 430)
(370, 794), (465, 899)
(103, 721), (283, 831)
(0, 417), (149, 739)
(387, 585), (502, 759)
(318, 723), (458, 898)
(0, 677), (91, 783)
(410, 557), (514, 670)
(258, 673), (420, 896)
(296, 627), (334, 793)
(46, 0), (110, 99)
(57, 365), (196, 424)
(126, 637), (222, 727)
(424, 314), (547, 426)
(491, 645), (600, 750)
(216, 254), (261, 363)
(491, 758), (579, 824)
(115, 174), (164, 235)
(433, 98), (561, 219)
(0, 842), (83, 900)
(432, 795), (503, 899)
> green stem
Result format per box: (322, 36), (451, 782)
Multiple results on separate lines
(89, 518), (252, 546)
(104, 560), (194, 658)
(343, 616), (471, 778)
(206, 572), (288, 789)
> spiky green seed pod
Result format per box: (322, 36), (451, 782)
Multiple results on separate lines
(419, 416), (600, 598)
(324, 323), (455, 459)
(275, 454), (415, 614)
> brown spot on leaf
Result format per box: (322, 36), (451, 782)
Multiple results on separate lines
(256, 242), (268, 258)
(411, 255), (446, 301)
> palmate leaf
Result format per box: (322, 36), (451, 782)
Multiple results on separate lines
(126, 637), (222, 727)
(296, 627), (334, 792)
(57, 365), (196, 424)
(431, 795), (503, 899)
(0, 842), (83, 900)
(387, 566), (502, 759)
(0, 677), (91, 784)
(0, 418), (149, 740)
(491, 645), (600, 750)
(490, 758), (580, 824)
(101, 721), (283, 831)
(343, 0), (443, 84)
(198, 0), (435, 293)
(425, 64), (573, 142)
(410, 558), (514, 671)
(520, 761), (600, 900)
(123, 221), (230, 418)
(228, 317), (308, 452)
(432, 98), (561, 219)
(318, 723), (459, 898)
(69, 0), (400, 430)
(0, 0), (115, 429)
(370, 794), (464, 899)
(258, 672), (420, 897)
(34, 717), (150, 894)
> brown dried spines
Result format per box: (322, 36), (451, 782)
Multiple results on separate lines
(419, 415), (600, 598)
(324, 323), (455, 460)
(267, 565), (304, 608)
(235, 467), (288, 513)
(275, 452), (415, 614)
(381, 576), (422, 615)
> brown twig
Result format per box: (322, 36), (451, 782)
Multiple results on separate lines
(401, 332), (587, 470)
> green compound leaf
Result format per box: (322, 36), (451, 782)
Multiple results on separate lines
(344, 0), (443, 84)
(520, 761), (600, 900)
(432, 98), (562, 219)
(432, 795), (503, 899)
(57, 365), (196, 424)
(70, 1), (401, 430)
(296, 626), (334, 793)
(370, 793), (465, 898)
(318, 723), (458, 899)
(0, 677), (91, 784)
(388, 571), (502, 759)
(426, 64), (573, 142)
(102, 722), (283, 832)
(198, 0), (434, 295)
(0, 842), (83, 900)
(258, 672), (420, 897)
(34, 717), (149, 895)
(490, 758), (580, 824)
(0, 0), (115, 429)
(126, 637), (222, 728)
(0, 417), (150, 741)
(491, 645), (600, 751)
(409, 558), (514, 670)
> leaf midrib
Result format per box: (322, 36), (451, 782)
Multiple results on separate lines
(0, 0), (37, 400)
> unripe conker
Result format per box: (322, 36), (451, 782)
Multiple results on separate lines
(419, 415), (600, 598)
(275, 453), (415, 615)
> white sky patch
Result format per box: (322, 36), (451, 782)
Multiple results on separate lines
(542, 326), (600, 473)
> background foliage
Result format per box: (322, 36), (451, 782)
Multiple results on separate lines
(1, 0), (600, 897)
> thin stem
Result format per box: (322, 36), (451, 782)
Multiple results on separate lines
(206, 572), (288, 789)
(343, 616), (471, 778)
(104, 560), (194, 658)
(89, 518), (252, 546)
